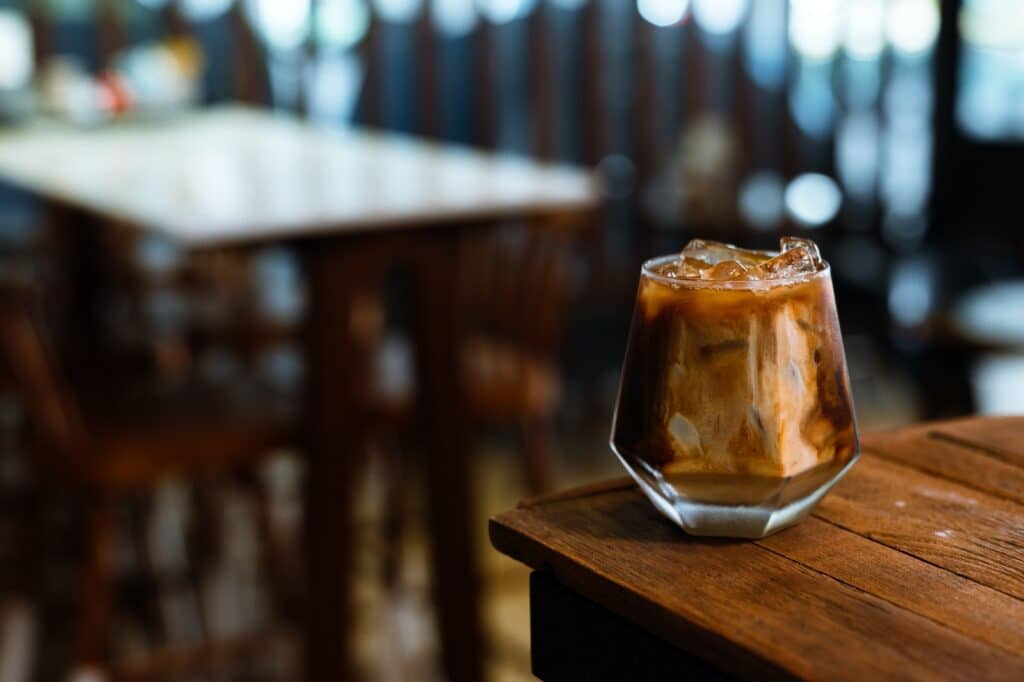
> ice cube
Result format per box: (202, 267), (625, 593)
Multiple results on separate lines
(701, 260), (751, 281)
(754, 245), (817, 280)
(681, 239), (774, 267)
(678, 256), (711, 278)
(674, 236), (822, 281)
(780, 236), (822, 267)
(668, 413), (703, 458)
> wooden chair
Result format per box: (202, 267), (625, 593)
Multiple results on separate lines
(369, 222), (578, 491)
(366, 220), (583, 600)
(0, 278), (294, 678)
(457, 222), (576, 492)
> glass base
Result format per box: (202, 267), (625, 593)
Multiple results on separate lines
(611, 445), (860, 539)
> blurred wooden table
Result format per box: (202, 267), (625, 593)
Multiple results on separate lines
(491, 416), (1024, 681)
(0, 106), (600, 681)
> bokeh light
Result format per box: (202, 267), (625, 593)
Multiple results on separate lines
(958, 74), (1013, 139)
(843, 58), (883, 109)
(550, 0), (588, 9)
(885, 66), (933, 123)
(888, 258), (934, 327)
(836, 113), (880, 200)
(959, 0), (1024, 50)
(886, 0), (940, 57)
(637, 0), (690, 28)
(881, 124), (931, 218)
(784, 173), (842, 227)
(178, 0), (234, 21)
(305, 53), (364, 123)
(957, 0), (1024, 139)
(433, 0), (478, 36)
(738, 171), (785, 231)
(789, 63), (837, 139)
(956, 281), (1024, 347)
(477, 0), (538, 24)
(0, 9), (33, 91)
(245, 0), (312, 51)
(972, 353), (1024, 416)
(842, 0), (885, 60)
(743, 0), (786, 89)
(317, 0), (371, 50)
(789, 0), (842, 61)
(372, 0), (424, 23)
(692, 0), (747, 36)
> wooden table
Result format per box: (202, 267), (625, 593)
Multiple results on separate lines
(0, 106), (600, 681)
(491, 416), (1024, 681)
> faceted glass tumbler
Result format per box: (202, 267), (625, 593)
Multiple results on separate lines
(610, 255), (860, 538)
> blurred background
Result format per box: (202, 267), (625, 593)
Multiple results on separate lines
(0, 0), (1023, 680)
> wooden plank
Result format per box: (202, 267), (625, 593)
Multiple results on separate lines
(816, 453), (1024, 600)
(862, 425), (1024, 505)
(490, 485), (1023, 681)
(929, 416), (1024, 469)
(758, 516), (1024, 657)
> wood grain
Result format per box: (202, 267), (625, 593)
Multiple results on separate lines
(863, 424), (1024, 505)
(758, 517), (1024, 656)
(491, 488), (1022, 680)
(816, 453), (1024, 599)
(929, 416), (1024, 469)
(491, 416), (1024, 681)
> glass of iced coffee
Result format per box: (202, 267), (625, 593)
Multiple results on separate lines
(611, 237), (858, 538)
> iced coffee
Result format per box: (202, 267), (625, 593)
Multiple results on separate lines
(611, 237), (858, 537)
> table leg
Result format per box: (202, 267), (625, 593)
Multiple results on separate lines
(302, 230), (482, 681)
(409, 230), (484, 682)
(302, 240), (369, 681)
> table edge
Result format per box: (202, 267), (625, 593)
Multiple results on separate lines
(488, 513), (793, 680)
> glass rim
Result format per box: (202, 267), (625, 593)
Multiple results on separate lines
(641, 253), (832, 290)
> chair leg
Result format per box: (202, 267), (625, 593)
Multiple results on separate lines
(519, 415), (558, 495)
(73, 495), (116, 671)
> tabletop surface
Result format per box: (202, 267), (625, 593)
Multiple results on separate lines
(490, 416), (1024, 681)
(0, 107), (599, 248)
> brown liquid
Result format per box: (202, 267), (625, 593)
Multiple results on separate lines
(611, 264), (858, 506)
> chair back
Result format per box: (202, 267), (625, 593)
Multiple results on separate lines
(0, 280), (86, 458)
(460, 222), (576, 360)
